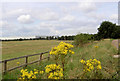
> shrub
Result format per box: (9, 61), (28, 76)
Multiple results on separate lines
(74, 33), (91, 46)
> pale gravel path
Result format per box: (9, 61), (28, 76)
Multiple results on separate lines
(112, 39), (120, 58)
(112, 40), (118, 50)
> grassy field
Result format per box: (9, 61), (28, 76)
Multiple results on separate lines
(2, 40), (61, 60)
(2, 40), (73, 72)
(2, 39), (119, 79)
(2, 40), (74, 59)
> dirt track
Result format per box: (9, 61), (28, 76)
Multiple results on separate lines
(112, 40), (118, 50)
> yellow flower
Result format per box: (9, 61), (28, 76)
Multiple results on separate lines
(80, 59), (102, 72)
(97, 65), (102, 69)
(54, 77), (58, 79)
(32, 75), (36, 79)
(21, 69), (24, 73)
(40, 71), (44, 74)
(54, 72), (58, 76)
(97, 61), (101, 64)
(80, 59), (85, 64)
(87, 69), (90, 72)
(49, 41), (74, 55)
(45, 68), (51, 73)
(34, 69), (36, 70)
(25, 69), (27, 71)
(71, 51), (74, 54)
(93, 59), (97, 62)
(45, 64), (63, 79)
(94, 46), (98, 48)
(28, 74), (32, 78)
(59, 72), (63, 77)
(18, 69), (40, 80)
(19, 78), (21, 80)
(17, 62), (20, 65)
(34, 71), (38, 74)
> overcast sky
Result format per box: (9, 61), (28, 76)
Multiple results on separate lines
(0, 1), (118, 37)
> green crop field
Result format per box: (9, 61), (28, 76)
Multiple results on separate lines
(1, 39), (119, 79)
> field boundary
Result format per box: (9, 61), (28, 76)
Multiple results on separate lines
(0, 51), (50, 74)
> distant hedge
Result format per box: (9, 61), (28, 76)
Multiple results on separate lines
(74, 33), (93, 46)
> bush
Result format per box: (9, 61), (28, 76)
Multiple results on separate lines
(74, 33), (91, 46)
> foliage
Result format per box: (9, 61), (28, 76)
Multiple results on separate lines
(98, 21), (116, 39)
(111, 26), (120, 39)
(97, 21), (120, 39)
(74, 33), (92, 46)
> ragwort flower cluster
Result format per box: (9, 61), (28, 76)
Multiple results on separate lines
(94, 46), (99, 48)
(18, 69), (44, 80)
(50, 41), (74, 55)
(45, 64), (63, 79)
(80, 59), (102, 72)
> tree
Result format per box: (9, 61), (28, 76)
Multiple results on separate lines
(97, 21), (116, 39)
(111, 25), (120, 39)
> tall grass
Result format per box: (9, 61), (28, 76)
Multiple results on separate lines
(2, 39), (119, 79)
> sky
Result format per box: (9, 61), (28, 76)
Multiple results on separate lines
(0, 1), (118, 37)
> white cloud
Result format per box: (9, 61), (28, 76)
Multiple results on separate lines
(70, 1), (97, 13)
(0, 21), (8, 27)
(110, 14), (118, 20)
(39, 22), (63, 28)
(37, 11), (59, 21)
(59, 25), (98, 36)
(2, 9), (31, 19)
(7, 9), (28, 16)
(60, 15), (75, 22)
(50, 27), (60, 35)
(39, 22), (53, 27)
(86, 12), (106, 20)
(17, 14), (33, 24)
(78, 2), (96, 12)
(3, 8), (59, 21)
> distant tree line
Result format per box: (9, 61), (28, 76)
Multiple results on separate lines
(35, 36), (75, 40)
(1, 35), (75, 41)
(58, 36), (75, 40)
